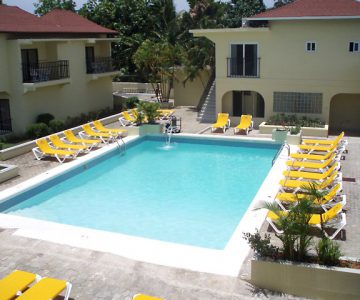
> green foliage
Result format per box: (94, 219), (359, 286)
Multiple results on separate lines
(274, 0), (295, 8)
(124, 97), (140, 109)
(290, 124), (301, 135)
(137, 102), (160, 124)
(26, 123), (50, 139)
(316, 237), (342, 266)
(49, 119), (65, 133)
(224, 0), (266, 28)
(34, 0), (76, 16)
(267, 113), (325, 128)
(243, 230), (279, 259)
(36, 113), (54, 125)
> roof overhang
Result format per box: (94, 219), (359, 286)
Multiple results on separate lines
(246, 16), (360, 21)
(190, 27), (269, 37)
(17, 37), (120, 45)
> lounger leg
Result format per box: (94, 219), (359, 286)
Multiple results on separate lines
(64, 282), (72, 300)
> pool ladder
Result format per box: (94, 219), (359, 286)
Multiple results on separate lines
(116, 137), (126, 155)
(272, 142), (290, 165)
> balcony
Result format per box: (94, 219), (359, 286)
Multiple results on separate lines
(227, 57), (260, 78)
(22, 60), (70, 83)
(86, 57), (116, 74)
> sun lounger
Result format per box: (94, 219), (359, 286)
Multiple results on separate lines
(302, 132), (346, 146)
(283, 162), (339, 181)
(234, 115), (253, 135)
(80, 124), (119, 143)
(64, 129), (101, 150)
(93, 120), (128, 137)
(275, 182), (346, 211)
(299, 140), (345, 154)
(17, 277), (72, 300)
(119, 111), (136, 126)
(279, 171), (341, 193)
(211, 113), (230, 133)
(286, 153), (339, 171)
(290, 148), (344, 161)
(0, 270), (40, 300)
(133, 294), (164, 300)
(49, 134), (89, 153)
(157, 109), (174, 120)
(267, 203), (346, 239)
(32, 138), (77, 163)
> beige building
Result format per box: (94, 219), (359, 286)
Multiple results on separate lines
(0, 5), (120, 135)
(192, 0), (360, 133)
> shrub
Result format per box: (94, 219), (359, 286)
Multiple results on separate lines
(243, 230), (279, 259)
(49, 120), (65, 133)
(266, 113), (325, 128)
(36, 113), (54, 125)
(290, 124), (301, 135)
(137, 102), (160, 124)
(26, 123), (50, 139)
(316, 237), (342, 266)
(125, 97), (139, 109)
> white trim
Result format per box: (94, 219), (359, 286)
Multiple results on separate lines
(0, 133), (288, 276)
(190, 28), (269, 35)
(17, 38), (119, 45)
(228, 42), (260, 77)
(245, 16), (360, 21)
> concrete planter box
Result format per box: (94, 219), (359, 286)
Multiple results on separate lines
(286, 131), (302, 145)
(259, 122), (328, 137)
(0, 164), (19, 183)
(139, 124), (163, 135)
(271, 129), (288, 143)
(251, 258), (360, 300)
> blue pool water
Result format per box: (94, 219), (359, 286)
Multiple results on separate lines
(2, 136), (279, 249)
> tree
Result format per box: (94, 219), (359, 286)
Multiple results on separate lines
(133, 40), (182, 102)
(273, 0), (295, 8)
(224, 0), (266, 28)
(34, 0), (76, 16)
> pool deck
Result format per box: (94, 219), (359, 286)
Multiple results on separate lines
(0, 106), (359, 299)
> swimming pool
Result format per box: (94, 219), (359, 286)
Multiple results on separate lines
(1, 135), (279, 250)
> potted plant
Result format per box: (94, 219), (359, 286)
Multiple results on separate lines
(137, 102), (163, 135)
(272, 124), (289, 142)
(287, 124), (302, 145)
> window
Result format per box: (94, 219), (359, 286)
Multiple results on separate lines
(306, 42), (316, 52)
(232, 91), (264, 117)
(0, 99), (12, 133)
(228, 44), (259, 77)
(273, 92), (322, 114)
(21, 49), (39, 82)
(85, 46), (95, 73)
(349, 42), (359, 52)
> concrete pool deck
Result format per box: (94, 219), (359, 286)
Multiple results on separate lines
(0, 106), (359, 299)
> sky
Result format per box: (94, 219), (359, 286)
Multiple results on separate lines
(3, 0), (274, 14)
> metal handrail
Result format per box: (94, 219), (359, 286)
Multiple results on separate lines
(86, 57), (115, 74)
(272, 142), (290, 165)
(22, 60), (69, 83)
(226, 57), (260, 78)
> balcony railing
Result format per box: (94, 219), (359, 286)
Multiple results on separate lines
(22, 60), (70, 83)
(227, 57), (260, 78)
(0, 118), (12, 135)
(86, 57), (116, 74)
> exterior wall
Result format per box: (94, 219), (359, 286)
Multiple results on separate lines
(173, 69), (211, 106)
(0, 34), (10, 93)
(330, 93), (360, 131)
(195, 19), (360, 127)
(1, 37), (114, 134)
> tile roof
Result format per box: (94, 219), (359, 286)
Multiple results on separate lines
(249, 0), (360, 20)
(0, 5), (117, 34)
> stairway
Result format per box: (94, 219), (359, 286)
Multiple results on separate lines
(197, 81), (216, 123)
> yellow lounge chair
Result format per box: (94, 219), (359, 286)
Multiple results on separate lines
(283, 162), (339, 181)
(290, 149), (339, 161)
(211, 113), (230, 133)
(302, 132), (346, 146)
(0, 270), (40, 300)
(64, 129), (101, 150)
(234, 115), (253, 135)
(17, 277), (72, 300)
(80, 124), (116, 143)
(32, 139), (77, 163)
(93, 120), (128, 137)
(299, 139), (345, 154)
(267, 203), (346, 239)
(279, 171), (341, 193)
(119, 111), (136, 126)
(286, 153), (338, 171)
(275, 182), (346, 211)
(49, 135), (89, 153)
(157, 109), (174, 120)
(133, 294), (164, 300)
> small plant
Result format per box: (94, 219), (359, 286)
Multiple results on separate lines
(290, 124), (301, 135)
(267, 113), (325, 128)
(36, 113), (54, 125)
(49, 120), (65, 133)
(243, 230), (279, 259)
(316, 237), (342, 266)
(26, 123), (50, 139)
(137, 102), (160, 124)
(125, 97), (140, 109)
